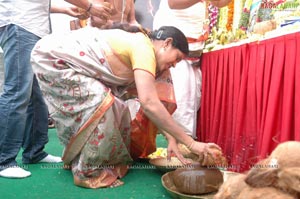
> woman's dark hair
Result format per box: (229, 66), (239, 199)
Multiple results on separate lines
(109, 23), (189, 56)
(149, 26), (189, 56)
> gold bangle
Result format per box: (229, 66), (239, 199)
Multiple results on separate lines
(86, 2), (93, 12)
(187, 140), (195, 151)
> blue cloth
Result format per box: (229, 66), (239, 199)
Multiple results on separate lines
(0, 24), (48, 170)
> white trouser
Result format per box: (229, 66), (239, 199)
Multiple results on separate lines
(170, 60), (202, 138)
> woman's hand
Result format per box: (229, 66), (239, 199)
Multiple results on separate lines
(165, 132), (192, 165)
(188, 141), (221, 164)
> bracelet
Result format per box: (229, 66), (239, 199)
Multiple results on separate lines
(187, 140), (195, 151)
(86, 2), (93, 12)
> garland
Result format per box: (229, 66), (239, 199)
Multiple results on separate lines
(226, 0), (235, 31)
(218, 5), (229, 29)
(208, 3), (219, 32)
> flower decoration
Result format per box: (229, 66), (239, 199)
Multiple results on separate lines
(226, 0), (235, 31)
(208, 3), (219, 32)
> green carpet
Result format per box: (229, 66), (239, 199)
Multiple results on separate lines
(0, 129), (173, 199)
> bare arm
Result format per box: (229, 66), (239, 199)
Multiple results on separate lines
(134, 69), (194, 147)
(50, 4), (89, 19)
(64, 0), (112, 20)
(134, 69), (222, 160)
(161, 130), (191, 163)
(168, 0), (231, 9)
(128, 0), (140, 25)
(134, 68), (222, 163)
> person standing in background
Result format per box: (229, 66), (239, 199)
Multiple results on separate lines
(153, 0), (231, 139)
(70, 0), (139, 30)
(0, 0), (112, 179)
(153, 0), (206, 139)
(91, 0), (139, 28)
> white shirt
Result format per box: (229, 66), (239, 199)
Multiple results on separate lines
(153, 0), (207, 51)
(0, 0), (51, 38)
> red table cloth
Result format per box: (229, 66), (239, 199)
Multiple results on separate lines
(197, 32), (300, 172)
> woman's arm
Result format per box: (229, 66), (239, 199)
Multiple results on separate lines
(134, 69), (221, 161)
(134, 69), (194, 147)
(161, 130), (191, 163)
(168, 0), (231, 9)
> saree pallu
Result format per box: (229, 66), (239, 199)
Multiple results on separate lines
(31, 28), (176, 188)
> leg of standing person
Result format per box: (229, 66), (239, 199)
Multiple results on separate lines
(0, 25), (60, 179)
(22, 75), (61, 164)
(170, 60), (202, 138)
(22, 75), (48, 163)
(0, 48), (3, 91)
(0, 25), (35, 178)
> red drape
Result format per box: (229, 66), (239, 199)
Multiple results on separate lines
(197, 32), (300, 172)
